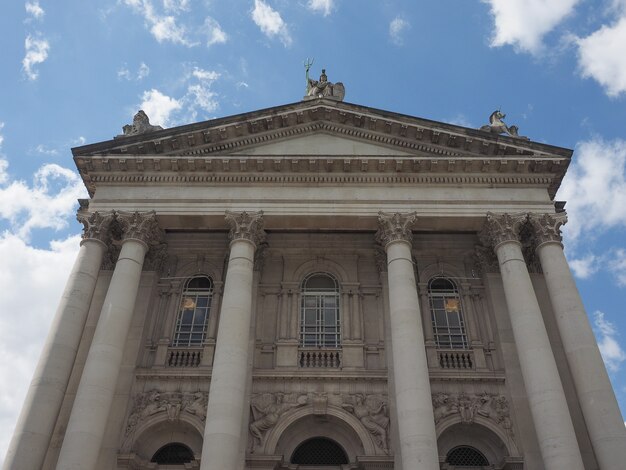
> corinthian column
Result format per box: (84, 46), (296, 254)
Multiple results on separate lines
(375, 212), (439, 470)
(481, 213), (584, 470)
(529, 213), (626, 470)
(56, 211), (163, 470)
(200, 211), (265, 470)
(3, 211), (113, 470)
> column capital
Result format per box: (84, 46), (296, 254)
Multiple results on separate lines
(225, 210), (266, 247)
(116, 210), (164, 247)
(479, 212), (527, 249)
(528, 213), (567, 248)
(375, 211), (417, 247)
(77, 210), (115, 245)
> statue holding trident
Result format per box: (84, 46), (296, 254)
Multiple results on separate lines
(303, 59), (345, 101)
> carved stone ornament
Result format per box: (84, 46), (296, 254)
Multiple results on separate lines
(528, 213), (567, 247)
(116, 210), (164, 246)
(304, 62), (345, 101)
(472, 245), (499, 275)
(375, 211), (417, 247)
(116, 110), (163, 138)
(374, 245), (388, 273)
(479, 212), (528, 249)
(225, 210), (266, 247)
(342, 393), (390, 453)
(77, 210), (115, 244)
(249, 392), (308, 451)
(123, 390), (208, 443)
(479, 110), (528, 140)
(432, 391), (514, 438)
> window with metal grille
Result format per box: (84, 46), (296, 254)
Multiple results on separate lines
(172, 276), (213, 347)
(429, 277), (468, 349)
(291, 437), (349, 465)
(300, 273), (341, 348)
(446, 445), (489, 466)
(151, 443), (194, 464)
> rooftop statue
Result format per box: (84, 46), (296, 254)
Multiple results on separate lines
(479, 110), (528, 139)
(303, 59), (345, 101)
(116, 110), (163, 138)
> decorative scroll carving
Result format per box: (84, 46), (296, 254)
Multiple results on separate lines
(225, 210), (266, 247)
(528, 213), (567, 247)
(117, 110), (163, 138)
(143, 242), (169, 272)
(479, 212), (527, 249)
(116, 210), (164, 246)
(375, 211), (417, 247)
(519, 222), (543, 273)
(342, 393), (390, 453)
(124, 390), (208, 439)
(249, 392), (308, 450)
(432, 391), (514, 438)
(374, 245), (388, 273)
(77, 211), (115, 244)
(253, 243), (268, 272)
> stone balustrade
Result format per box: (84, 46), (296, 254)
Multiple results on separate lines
(167, 347), (203, 367)
(438, 350), (474, 370)
(299, 349), (342, 368)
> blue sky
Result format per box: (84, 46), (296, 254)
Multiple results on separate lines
(1, 0), (626, 463)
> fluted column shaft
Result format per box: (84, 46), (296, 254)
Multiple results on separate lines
(531, 214), (626, 470)
(201, 211), (265, 470)
(56, 211), (162, 470)
(376, 212), (439, 470)
(4, 211), (112, 470)
(483, 213), (584, 470)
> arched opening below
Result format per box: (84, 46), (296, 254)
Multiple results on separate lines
(438, 422), (509, 468)
(446, 445), (489, 467)
(291, 437), (349, 465)
(151, 443), (194, 464)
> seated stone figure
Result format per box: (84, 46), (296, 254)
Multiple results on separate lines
(305, 68), (345, 101)
(116, 110), (163, 138)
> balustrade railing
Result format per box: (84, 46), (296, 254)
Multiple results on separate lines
(438, 349), (474, 370)
(299, 349), (342, 368)
(167, 347), (202, 367)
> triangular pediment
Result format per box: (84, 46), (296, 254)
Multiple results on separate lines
(227, 131), (413, 156)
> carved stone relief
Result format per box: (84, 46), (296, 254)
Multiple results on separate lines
(342, 393), (390, 453)
(479, 212), (527, 249)
(432, 391), (514, 438)
(375, 211), (417, 247)
(249, 392), (308, 451)
(124, 390), (208, 442)
(225, 210), (266, 247)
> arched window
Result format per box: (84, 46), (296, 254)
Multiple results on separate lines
(172, 276), (213, 347)
(300, 273), (341, 348)
(446, 445), (489, 467)
(428, 277), (468, 349)
(151, 442), (194, 464)
(291, 437), (349, 465)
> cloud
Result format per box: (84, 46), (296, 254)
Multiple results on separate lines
(593, 311), (626, 372)
(307, 0), (334, 16)
(251, 0), (292, 46)
(557, 138), (626, 243)
(389, 16), (410, 45)
(163, 0), (190, 13)
(118, 62), (150, 81)
(25, 1), (45, 20)
(138, 89), (183, 127)
(0, 233), (80, 464)
(0, 160), (86, 240)
(137, 62), (150, 79)
(33, 144), (60, 156)
(568, 253), (600, 279)
(204, 17), (227, 47)
(136, 67), (221, 126)
(482, 0), (580, 54)
(122, 0), (196, 46)
(576, 16), (626, 97)
(609, 249), (626, 286)
(22, 34), (50, 81)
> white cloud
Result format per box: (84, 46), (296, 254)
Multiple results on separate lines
(482, 0), (580, 54)
(22, 34), (50, 81)
(609, 249), (626, 286)
(446, 113), (473, 128)
(34, 144), (59, 156)
(557, 138), (626, 243)
(251, 0), (292, 46)
(25, 1), (45, 20)
(389, 16), (410, 45)
(204, 17), (227, 47)
(568, 253), (600, 279)
(117, 66), (132, 80)
(0, 233), (80, 464)
(123, 0), (196, 46)
(307, 0), (334, 16)
(118, 62), (150, 81)
(163, 0), (190, 13)
(593, 311), (626, 372)
(137, 62), (150, 80)
(576, 16), (626, 98)
(139, 89), (183, 127)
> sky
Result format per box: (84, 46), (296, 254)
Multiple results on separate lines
(1, 0), (626, 464)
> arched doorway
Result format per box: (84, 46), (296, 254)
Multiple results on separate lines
(291, 437), (349, 466)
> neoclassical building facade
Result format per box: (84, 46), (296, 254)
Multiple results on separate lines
(5, 93), (626, 470)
